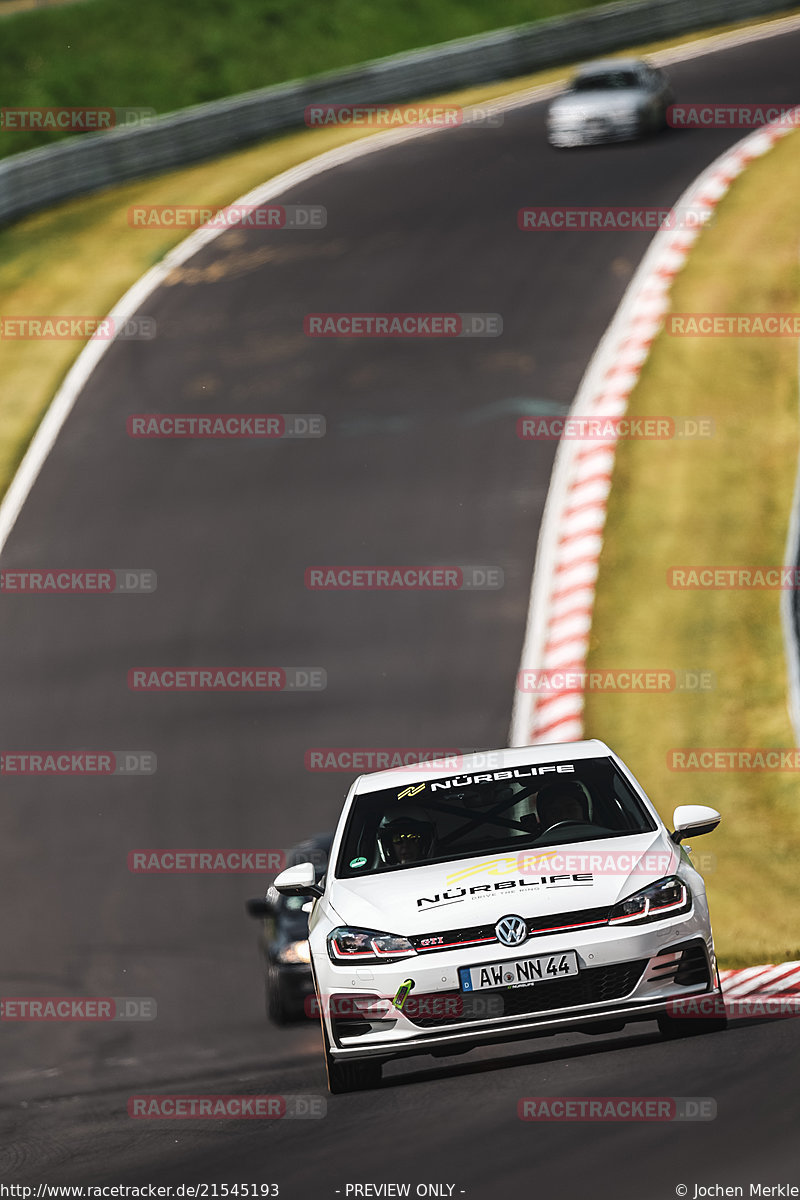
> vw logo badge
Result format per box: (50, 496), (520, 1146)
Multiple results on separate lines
(495, 914), (528, 947)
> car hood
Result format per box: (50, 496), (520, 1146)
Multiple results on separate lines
(550, 91), (646, 117)
(328, 832), (680, 936)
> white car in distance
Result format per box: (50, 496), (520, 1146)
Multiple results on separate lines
(546, 58), (673, 146)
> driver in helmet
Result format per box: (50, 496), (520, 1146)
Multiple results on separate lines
(536, 780), (590, 832)
(377, 810), (436, 865)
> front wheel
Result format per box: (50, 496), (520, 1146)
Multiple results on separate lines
(322, 1023), (382, 1093)
(658, 992), (727, 1039)
(265, 969), (303, 1025)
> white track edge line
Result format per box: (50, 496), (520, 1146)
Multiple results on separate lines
(509, 120), (798, 748)
(3, 11), (800, 556)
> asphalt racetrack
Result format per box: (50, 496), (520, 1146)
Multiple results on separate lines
(1, 22), (800, 1198)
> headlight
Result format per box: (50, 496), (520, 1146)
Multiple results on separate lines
(608, 876), (691, 925)
(327, 926), (417, 964)
(277, 940), (311, 964)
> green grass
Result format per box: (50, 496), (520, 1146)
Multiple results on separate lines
(584, 130), (800, 969)
(0, 0), (611, 158)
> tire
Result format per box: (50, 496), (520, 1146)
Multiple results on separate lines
(265, 970), (302, 1026)
(658, 992), (727, 1039)
(322, 1023), (382, 1093)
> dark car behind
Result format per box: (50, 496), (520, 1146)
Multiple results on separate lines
(246, 832), (333, 1023)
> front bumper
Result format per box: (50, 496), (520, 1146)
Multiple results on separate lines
(330, 995), (714, 1061)
(547, 112), (641, 146)
(316, 915), (717, 1061)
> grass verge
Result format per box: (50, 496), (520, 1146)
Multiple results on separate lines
(585, 130), (800, 968)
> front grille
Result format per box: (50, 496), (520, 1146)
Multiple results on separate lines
(411, 906), (610, 955)
(404, 958), (648, 1028)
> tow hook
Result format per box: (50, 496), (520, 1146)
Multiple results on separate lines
(393, 979), (416, 1010)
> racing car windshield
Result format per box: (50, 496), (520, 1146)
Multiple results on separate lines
(336, 756), (657, 877)
(572, 70), (641, 91)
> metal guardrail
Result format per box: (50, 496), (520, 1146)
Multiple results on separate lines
(0, 0), (796, 224)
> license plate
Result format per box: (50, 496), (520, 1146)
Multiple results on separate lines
(459, 950), (579, 992)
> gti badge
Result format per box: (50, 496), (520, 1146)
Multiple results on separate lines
(495, 914), (528, 947)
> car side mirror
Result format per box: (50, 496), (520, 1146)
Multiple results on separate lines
(274, 861), (323, 898)
(245, 896), (276, 918)
(670, 804), (721, 844)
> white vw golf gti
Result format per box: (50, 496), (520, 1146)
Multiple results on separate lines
(273, 740), (725, 1092)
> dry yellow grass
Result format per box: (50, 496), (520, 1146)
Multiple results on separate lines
(585, 130), (800, 967)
